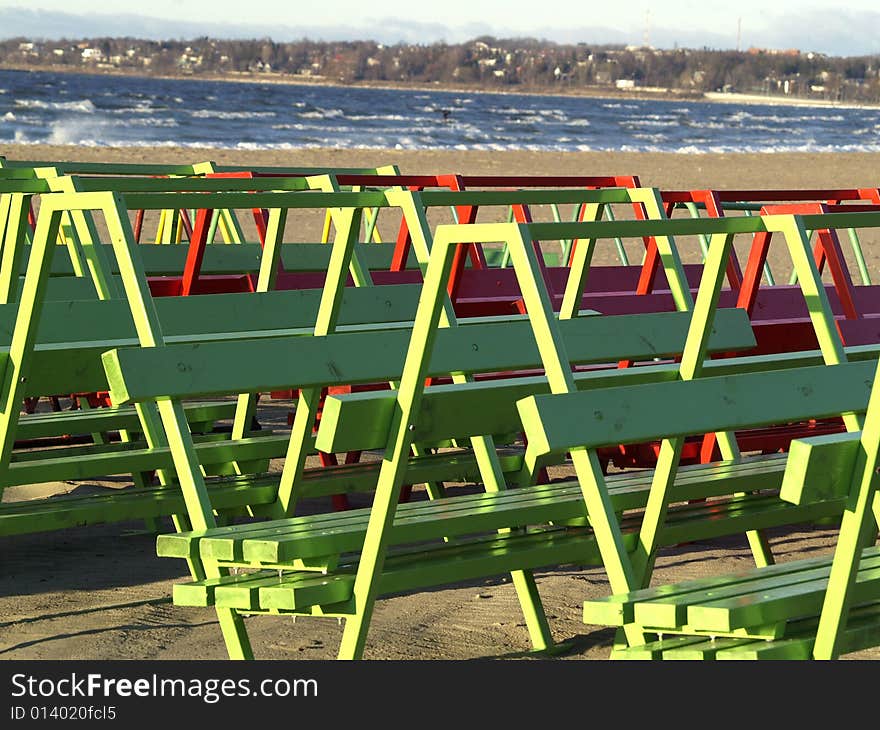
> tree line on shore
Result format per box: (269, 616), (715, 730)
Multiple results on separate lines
(3, 35), (880, 102)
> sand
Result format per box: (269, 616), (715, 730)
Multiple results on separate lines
(1, 143), (879, 661)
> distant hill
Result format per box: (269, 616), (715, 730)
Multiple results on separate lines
(2, 32), (880, 104)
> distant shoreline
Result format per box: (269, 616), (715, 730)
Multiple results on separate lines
(3, 62), (876, 110)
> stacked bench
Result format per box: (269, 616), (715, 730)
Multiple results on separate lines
(5, 156), (880, 661)
(93, 200), (880, 659)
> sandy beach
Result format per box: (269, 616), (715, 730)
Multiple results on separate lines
(1, 143), (880, 661)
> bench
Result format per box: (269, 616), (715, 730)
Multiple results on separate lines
(511, 210), (880, 659)
(99, 210), (871, 660)
(0, 187), (429, 535)
(1, 156), (398, 248)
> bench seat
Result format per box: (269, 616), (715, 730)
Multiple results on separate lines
(169, 474), (845, 614)
(607, 599), (880, 659)
(158, 452), (790, 561)
(163, 449), (854, 615)
(0, 473), (279, 536)
(583, 543), (880, 633)
(13, 400), (236, 443)
(593, 545), (880, 659)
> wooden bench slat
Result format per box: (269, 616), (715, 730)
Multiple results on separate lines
(519, 361), (875, 454)
(102, 308), (755, 404)
(634, 600), (880, 660)
(0, 286), (423, 396)
(256, 529), (606, 613)
(583, 549), (841, 627)
(164, 453), (785, 565)
(585, 545), (880, 634)
(4, 434), (289, 486)
(0, 476), (279, 536)
(14, 400), (234, 441)
(687, 554), (880, 632)
(318, 345), (880, 454)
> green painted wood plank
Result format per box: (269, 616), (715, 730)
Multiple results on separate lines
(255, 528), (610, 613)
(583, 546), (845, 627)
(216, 572), (352, 611)
(319, 345), (880, 455)
(715, 600), (880, 659)
(687, 554), (880, 632)
(159, 453), (788, 563)
(656, 493), (843, 547)
(518, 361), (875, 454)
(0, 477), (279, 536)
(103, 308), (753, 404)
(14, 400), (235, 441)
(587, 545), (880, 633)
(0, 284), (422, 344)
(610, 634), (718, 660)
(779, 432), (861, 505)
(0, 286), (421, 396)
(14, 242), (418, 276)
(194, 454), (786, 564)
(4, 433), (289, 486)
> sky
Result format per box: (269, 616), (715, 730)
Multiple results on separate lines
(1, 1), (879, 57)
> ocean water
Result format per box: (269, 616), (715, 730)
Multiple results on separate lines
(2, 68), (880, 153)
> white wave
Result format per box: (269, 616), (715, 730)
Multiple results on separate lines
(271, 123), (307, 131)
(191, 109), (276, 119)
(9, 134), (878, 154)
(622, 119), (679, 128)
(538, 109), (568, 120)
(47, 118), (108, 145)
(14, 98), (96, 112)
(0, 89), (6, 94)
(127, 117), (179, 128)
(727, 110), (753, 122)
(632, 132), (668, 141)
(674, 144), (710, 154)
(346, 113), (408, 121)
(3, 112), (15, 121)
(299, 108), (344, 119)
(727, 110), (845, 126)
(567, 119), (591, 127)
(108, 104), (158, 115)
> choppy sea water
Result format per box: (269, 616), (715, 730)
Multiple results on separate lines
(2, 68), (880, 153)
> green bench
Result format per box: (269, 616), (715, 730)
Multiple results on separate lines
(513, 210), (880, 659)
(530, 361), (880, 659)
(99, 208), (868, 660)
(0, 187), (429, 536)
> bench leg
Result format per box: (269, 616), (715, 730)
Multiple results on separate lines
(410, 443), (446, 501)
(510, 570), (553, 652)
(745, 528), (775, 568)
(472, 435), (555, 652)
(215, 607), (254, 660)
(812, 467), (880, 658)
